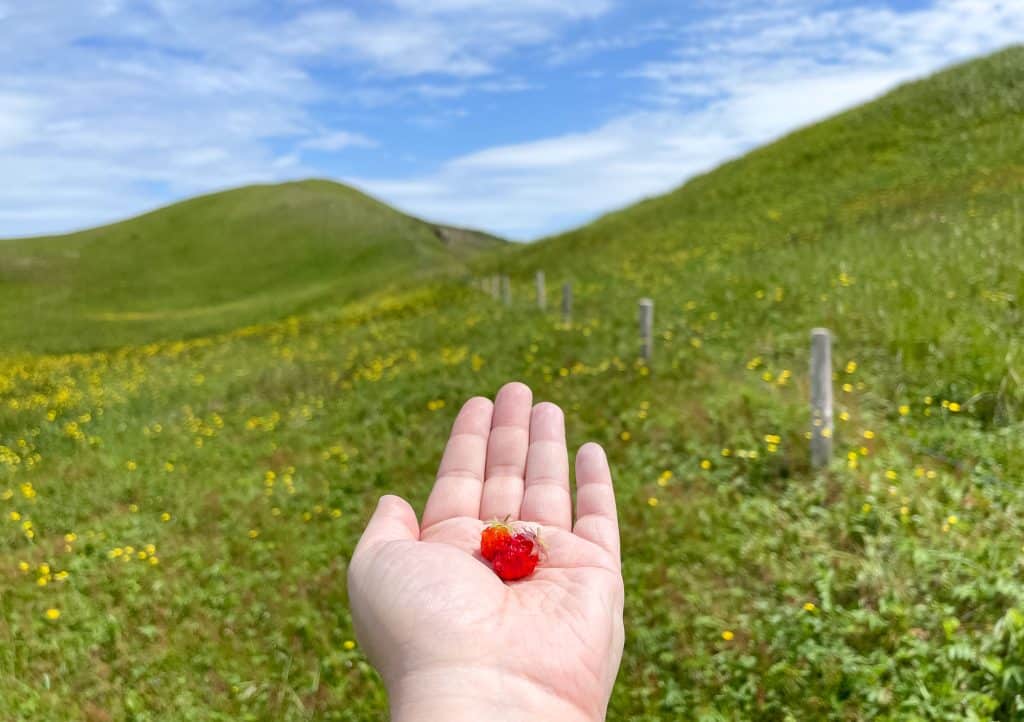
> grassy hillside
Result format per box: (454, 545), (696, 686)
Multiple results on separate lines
(2, 46), (1024, 721)
(0, 179), (503, 353)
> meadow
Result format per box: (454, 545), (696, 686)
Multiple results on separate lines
(2, 47), (1024, 720)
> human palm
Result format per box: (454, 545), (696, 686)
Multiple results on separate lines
(348, 383), (624, 722)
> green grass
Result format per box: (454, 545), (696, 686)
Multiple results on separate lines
(2, 46), (1024, 720)
(0, 179), (504, 353)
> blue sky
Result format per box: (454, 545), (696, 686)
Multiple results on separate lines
(2, 1), (1022, 240)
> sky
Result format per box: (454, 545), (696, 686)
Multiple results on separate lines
(1, 1), (1022, 241)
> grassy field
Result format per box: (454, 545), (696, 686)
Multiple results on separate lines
(2, 46), (1024, 721)
(0, 179), (503, 353)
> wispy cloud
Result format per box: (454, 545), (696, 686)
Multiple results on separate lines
(1, 0), (1022, 240)
(358, 0), (1024, 239)
(0, 0), (610, 236)
(300, 131), (377, 152)
(271, 1), (612, 77)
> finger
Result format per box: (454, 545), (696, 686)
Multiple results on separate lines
(479, 382), (533, 520)
(353, 495), (420, 556)
(422, 396), (493, 529)
(573, 442), (620, 565)
(520, 402), (572, 529)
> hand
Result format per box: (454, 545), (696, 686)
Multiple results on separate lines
(348, 382), (624, 722)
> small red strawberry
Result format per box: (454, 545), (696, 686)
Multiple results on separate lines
(492, 529), (542, 581)
(480, 518), (514, 561)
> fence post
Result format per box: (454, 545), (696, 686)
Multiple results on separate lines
(500, 275), (511, 306)
(810, 328), (833, 468)
(639, 298), (653, 362)
(561, 282), (572, 324)
(536, 271), (546, 311)
(491, 275), (499, 300)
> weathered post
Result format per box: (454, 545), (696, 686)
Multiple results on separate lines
(810, 328), (833, 468)
(561, 282), (572, 324)
(535, 271), (546, 311)
(490, 275), (500, 299)
(500, 275), (511, 306)
(638, 298), (653, 362)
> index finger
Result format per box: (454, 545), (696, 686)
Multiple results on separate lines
(422, 396), (493, 530)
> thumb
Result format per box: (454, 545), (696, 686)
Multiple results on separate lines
(354, 494), (420, 555)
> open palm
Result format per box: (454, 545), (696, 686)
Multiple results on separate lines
(348, 382), (624, 722)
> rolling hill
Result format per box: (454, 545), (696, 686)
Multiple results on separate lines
(2, 46), (1024, 721)
(0, 179), (504, 352)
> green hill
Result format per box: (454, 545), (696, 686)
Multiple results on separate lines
(0, 179), (504, 352)
(2, 47), (1024, 721)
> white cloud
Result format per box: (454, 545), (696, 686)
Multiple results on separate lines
(2, 0), (1022, 241)
(0, 93), (42, 149)
(300, 131), (377, 152)
(356, 0), (1024, 239)
(273, 1), (613, 78)
(389, 0), (611, 19)
(452, 131), (631, 170)
(0, 0), (599, 237)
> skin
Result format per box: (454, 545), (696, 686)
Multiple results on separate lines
(348, 382), (625, 722)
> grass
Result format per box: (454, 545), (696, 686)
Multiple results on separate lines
(2, 45), (1024, 721)
(0, 179), (504, 353)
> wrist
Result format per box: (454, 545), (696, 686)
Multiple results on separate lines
(389, 666), (601, 722)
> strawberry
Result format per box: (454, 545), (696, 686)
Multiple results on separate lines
(492, 529), (542, 581)
(480, 518), (514, 561)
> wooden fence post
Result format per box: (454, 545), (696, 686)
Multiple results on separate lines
(500, 275), (511, 306)
(810, 328), (833, 468)
(562, 282), (572, 324)
(536, 271), (546, 311)
(639, 298), (653, 362)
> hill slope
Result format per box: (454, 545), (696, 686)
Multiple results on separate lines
(2, 47), (1024, 721)
(0, 179), (504, 352)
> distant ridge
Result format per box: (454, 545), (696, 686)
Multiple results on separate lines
(0, 179), (504, 352)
